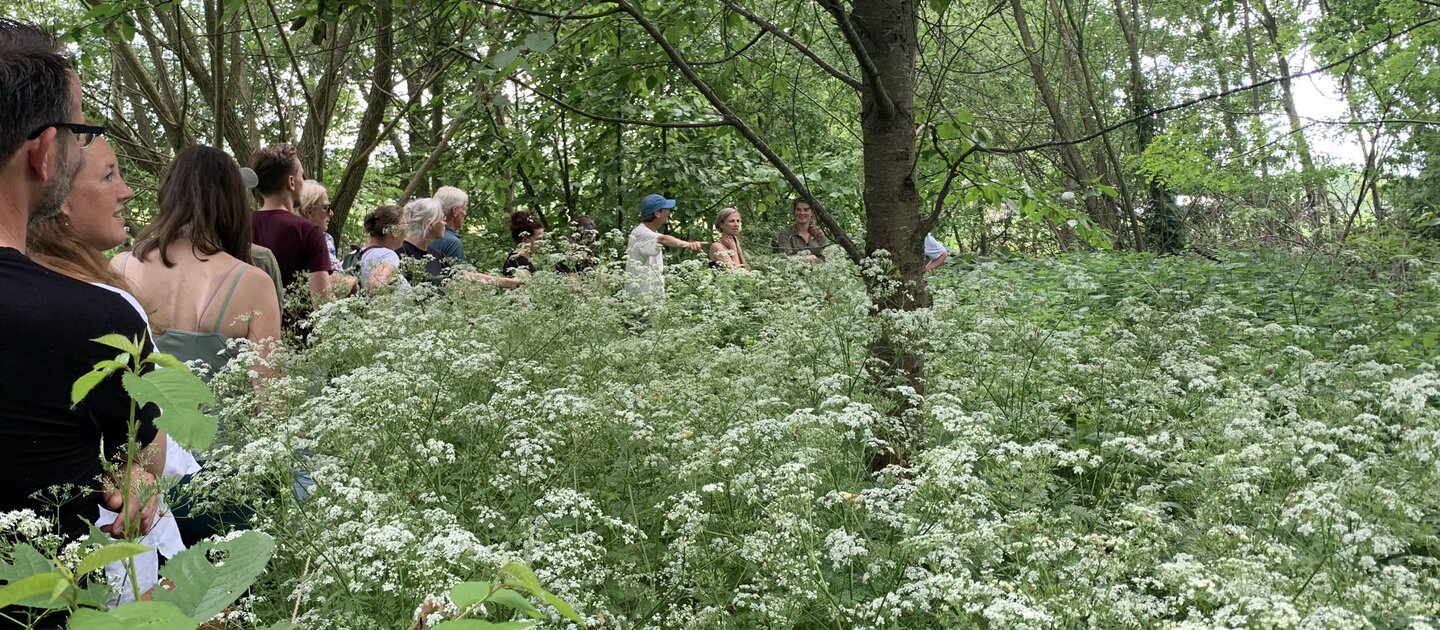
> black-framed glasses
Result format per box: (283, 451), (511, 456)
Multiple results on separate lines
(27, 123), (107, 149)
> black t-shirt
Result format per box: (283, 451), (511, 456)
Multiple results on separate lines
(397, 241), (446, 286)
(0, 247), (159, 542)
(503, 251), (535, 277)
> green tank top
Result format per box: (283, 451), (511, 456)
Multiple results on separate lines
(120, 254), (248, 382)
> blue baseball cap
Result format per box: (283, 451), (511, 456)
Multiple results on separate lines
(639, 193), (677, 220)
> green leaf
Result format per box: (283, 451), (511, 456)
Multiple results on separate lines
(449, 581), (492, 609)
(121, 369), (217, 452)
(492, 47), (522, 69)
(522, 32), (554, 53)
(144, 352), (189, 372)
(0, 544), (58, 581)
(540, 591), (583, 623)
(70, 601), (196, 629)
(75, 542), (153, 578)
(498, 562), (542, 596)
(0, 572), (67, 609)
(93, 334), (142, 358)
(487, 588), (542, 619)
(430, 622), (535, 630)
(155, 531), (274, 621)
(72, 359), (128, 407)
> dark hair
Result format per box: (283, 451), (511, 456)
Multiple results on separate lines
(0, 19), (74, 163)
(792, 197), (811, 210)
(248, 142), (299, 195)
(510, 211), (543, 243)
(133, 145), (252, 267)
(364, 204), (404, 238)
(573, 215), (597, 246)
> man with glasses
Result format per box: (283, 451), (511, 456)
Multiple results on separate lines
(0, 21), (164, 621)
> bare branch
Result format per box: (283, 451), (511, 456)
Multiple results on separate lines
(721, 0), (863, 90)
(814, 0), (895, 118)
(610, 0), (866, 263)
(472, 0), (622, 20)
(977, 16), (1440, 154)
(506, 76), (729, 129)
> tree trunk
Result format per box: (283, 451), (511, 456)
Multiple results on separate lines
(1255, 0), (1323, 235)
(328, 2), (394, 236)
(1010, 0), (1096, 245)
(850, 0), (928, 467)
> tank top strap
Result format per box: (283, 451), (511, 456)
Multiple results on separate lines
(197, 261), (246, 332)
(115, 250), (132, 275)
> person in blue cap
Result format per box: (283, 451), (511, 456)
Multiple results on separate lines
(625, 193), (703, 296)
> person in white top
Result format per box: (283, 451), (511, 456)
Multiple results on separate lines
(625, 193), (703, 296)
(923, 233), (950, 274)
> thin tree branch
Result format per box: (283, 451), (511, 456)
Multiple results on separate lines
(472, 0), (622, 20)
(976, 16), (1440, 154)
(814, 0), (896, 118)
(610, 0), (865, 263)
(506, 75), (729, 128)
(721, 0), (864, 89)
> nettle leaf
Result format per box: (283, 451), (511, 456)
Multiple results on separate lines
(450, 581), (492, 609)
(70, 600), (195, 629)
(93, 334), (142, 358)
(0, 571), (67, 609)
(0, 544), (56, 581)
(72, 359), (128, 407)
(488, 588), (542, 618)
(75, 542), (153, 578)
(121, 369), (217, 452)
(155, 531), (274, 621)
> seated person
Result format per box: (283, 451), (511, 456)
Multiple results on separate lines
(504, 211), (544, 277)
(774, 197), (827, 261)
(709, 207), (751, 270)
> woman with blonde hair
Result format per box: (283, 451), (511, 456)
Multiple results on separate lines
(27, 137), (189, 606)
(297, 179), (341, 272)
(709, 207), (750, 270)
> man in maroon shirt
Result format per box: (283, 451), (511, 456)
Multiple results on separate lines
(248, 143), (331, 301)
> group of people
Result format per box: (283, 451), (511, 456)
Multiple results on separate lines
(0, 17), (954, 624)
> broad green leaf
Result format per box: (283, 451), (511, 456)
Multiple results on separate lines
(0, 572), (67, 609)
(450, 581), (492, 609)
(144, 352), (189, 372)
(498, 562), (542, 596)
(155, 531), (274, 621)
(492, 47), (522, 69)
(72, 359), (127, 407)
(75, 542), (153, 578)
(540, 591), (584, 623)
(522, 32), (554, 53)
(487, 588), (542, 619)
(430, 621), (535, 630)
(93, 334), (142, 358)
(937, 122), (963, 140)
(121, 369), (217, 452)
(70, 600), (195, 629)
(0, 544), (56, 581)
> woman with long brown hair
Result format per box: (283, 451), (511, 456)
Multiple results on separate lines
(112, 145), (281, 377)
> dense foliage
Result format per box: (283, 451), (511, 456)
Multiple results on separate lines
(148, 245), (1440, 627)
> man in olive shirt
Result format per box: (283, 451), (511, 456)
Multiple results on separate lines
(774, 197), (828, 260)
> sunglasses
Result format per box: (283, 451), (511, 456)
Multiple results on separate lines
(27, 122), (107, 149)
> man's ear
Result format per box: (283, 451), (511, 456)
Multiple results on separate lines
(25, 128), (58, 183)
